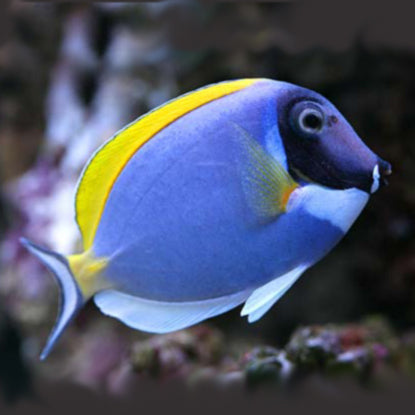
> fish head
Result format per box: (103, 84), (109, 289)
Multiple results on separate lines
(276, 84), (392, 194)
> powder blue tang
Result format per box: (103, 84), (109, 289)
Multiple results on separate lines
(21, 78), (391, 359)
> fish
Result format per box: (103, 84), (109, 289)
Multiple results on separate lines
(20, 78), (392, 359)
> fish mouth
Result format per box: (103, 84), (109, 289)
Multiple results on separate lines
(370, 159), (392, 194)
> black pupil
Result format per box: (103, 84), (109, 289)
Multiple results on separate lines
(303, 112), (322, 130)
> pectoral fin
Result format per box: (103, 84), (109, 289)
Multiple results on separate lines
(231, 123), (298, 221)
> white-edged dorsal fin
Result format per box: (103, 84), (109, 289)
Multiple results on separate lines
(94, 289), (251, 334)
(241, 265), (308, 323)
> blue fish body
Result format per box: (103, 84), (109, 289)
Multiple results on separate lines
(21, 79), (391, 359)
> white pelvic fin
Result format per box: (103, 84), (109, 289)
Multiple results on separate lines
(241, 265), (308, 323)
(94, 289), (251, 334)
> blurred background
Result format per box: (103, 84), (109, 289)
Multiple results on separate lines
(0, 0), (414, 409)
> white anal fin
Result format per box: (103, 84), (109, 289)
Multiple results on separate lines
(94, 289), (251, 334)
(241, 265), (308, 323)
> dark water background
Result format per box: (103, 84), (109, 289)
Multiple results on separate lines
(0, 0), (414, 412)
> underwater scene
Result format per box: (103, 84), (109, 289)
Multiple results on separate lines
(0, 1), (414, 412)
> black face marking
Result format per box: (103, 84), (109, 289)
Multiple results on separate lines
(276, 86), (389, 193)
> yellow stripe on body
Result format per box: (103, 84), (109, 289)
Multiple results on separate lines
(75, 78), (262, 250)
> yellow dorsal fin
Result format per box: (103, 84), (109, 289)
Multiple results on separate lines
(75, 78), (261, 249)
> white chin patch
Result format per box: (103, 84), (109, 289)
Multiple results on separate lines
(290, 185), (369, 233)
(370, 164), (380, 194)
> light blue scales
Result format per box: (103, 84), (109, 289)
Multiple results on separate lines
(21, 78), (390, 359)
(95, 81), (344, 300)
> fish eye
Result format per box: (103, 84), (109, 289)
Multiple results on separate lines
(299, 108), (324, 133)
(290, 101), (325, 136)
